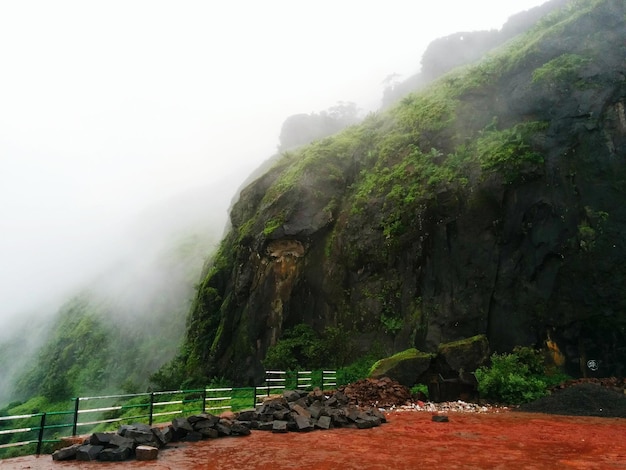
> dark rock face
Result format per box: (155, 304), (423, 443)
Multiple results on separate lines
(181, 0), (626, 384)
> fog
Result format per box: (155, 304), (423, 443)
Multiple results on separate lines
(0, 1), (548, 334)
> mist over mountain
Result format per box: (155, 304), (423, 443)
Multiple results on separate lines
(0, 179), (232, 405)
(161, 0), (626, 387)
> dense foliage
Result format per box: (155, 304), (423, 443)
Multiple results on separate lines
(263, 324), (357, 371)
(475, 347), (569, 404)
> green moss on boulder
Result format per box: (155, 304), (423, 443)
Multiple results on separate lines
(437, 334), (490, 373)
(369, 348), (435, 386)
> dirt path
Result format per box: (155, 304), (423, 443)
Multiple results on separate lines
(2, 410), (625, 469)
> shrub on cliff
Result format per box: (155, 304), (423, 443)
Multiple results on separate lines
(475, 346), (567, 404)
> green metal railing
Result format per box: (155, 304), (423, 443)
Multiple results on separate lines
(0, 369), (338, 458)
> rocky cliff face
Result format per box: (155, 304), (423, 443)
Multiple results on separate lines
(180, 0), (626, 385)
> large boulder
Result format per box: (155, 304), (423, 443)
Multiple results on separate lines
(368, 349), (434, 386)
(436, 334), (490, 375)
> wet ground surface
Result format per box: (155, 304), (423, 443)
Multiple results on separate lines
(2, 410), (625, 469)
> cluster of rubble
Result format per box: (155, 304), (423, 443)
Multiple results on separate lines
(338, 377), (501, 414)
(252, 387), (386, 431)
(338, 377), (412, 407)
(51, 414), (251, 462)
(388, 400), (500, 413)
(52, 387), (387, 463)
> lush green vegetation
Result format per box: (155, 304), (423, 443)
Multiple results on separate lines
(13, 296), (114, 401)
(532, 53), (591, 86)
(475, 347), (570, 404)
(263, 324), (355, 371)
(410, 383), (429, 398)
(475, 121), (547, 183)
(11, 292), (189, 402)
(259, 323), (380, 387)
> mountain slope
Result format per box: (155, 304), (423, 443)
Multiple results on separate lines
(175, 0), (626, 385)
(9, 235), (210, 402)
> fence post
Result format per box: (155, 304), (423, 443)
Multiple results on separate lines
(322, 370), (337, 390)
(71, 398), (80, 436)
(253, 386), (257, 408)
(202, 388), (207, 413)
(149, 392), (155, 426)
(36, 413), (46, 455)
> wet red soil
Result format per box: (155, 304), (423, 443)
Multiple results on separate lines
(2, 410), (625, 469)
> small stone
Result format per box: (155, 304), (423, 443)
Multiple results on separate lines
(200, 427), (219, 439)
(283, 390), (301, 402)
(315, 415), (332, 430)
(432, 415), (449, 422)
(76, 444), (103, 461)
(272, 420), (288, 433)
(308, 401), (323, 419)
(98, 446), (132, 462)
(355, 418), (375, 429)
(135, 445), (159, 461)
(231, 423), (252, 436)
(172, 417), (194, 434)
(294, 415), (314, 432)
(215, 423), (232, 436)
(51, 444), (81, 461)
(181, 431), (203, 442)
(291, 403), (312, 418)
(219, 410), (236, 421)
(109, 434), (135, 451)
(273, 409), (290, 421)
(151, 427), (170, 447)
(258, 422), (274, 431)
(237, 409), (258, 421)
(125, 428), (158, 446)
(88, 432), (113, 446)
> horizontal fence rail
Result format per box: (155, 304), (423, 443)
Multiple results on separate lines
(0, 369), (340, 459)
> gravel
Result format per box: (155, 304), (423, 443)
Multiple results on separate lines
(517, 382), (626, 418)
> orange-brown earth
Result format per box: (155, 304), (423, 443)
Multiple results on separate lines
(2, 410), (625, 469)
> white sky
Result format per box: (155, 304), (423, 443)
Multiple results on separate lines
(0, 0), (548, 324)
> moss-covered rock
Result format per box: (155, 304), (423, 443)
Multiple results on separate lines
(368, 349), (435, 387)
(437, 335), (490, 374)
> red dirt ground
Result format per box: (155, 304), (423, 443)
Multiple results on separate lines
(2, 410), (625, 469)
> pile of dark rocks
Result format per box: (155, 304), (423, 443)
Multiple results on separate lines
(51, 414), (250, 463)
(252, 387), (386, 432)
(51, 388), (386, 462)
